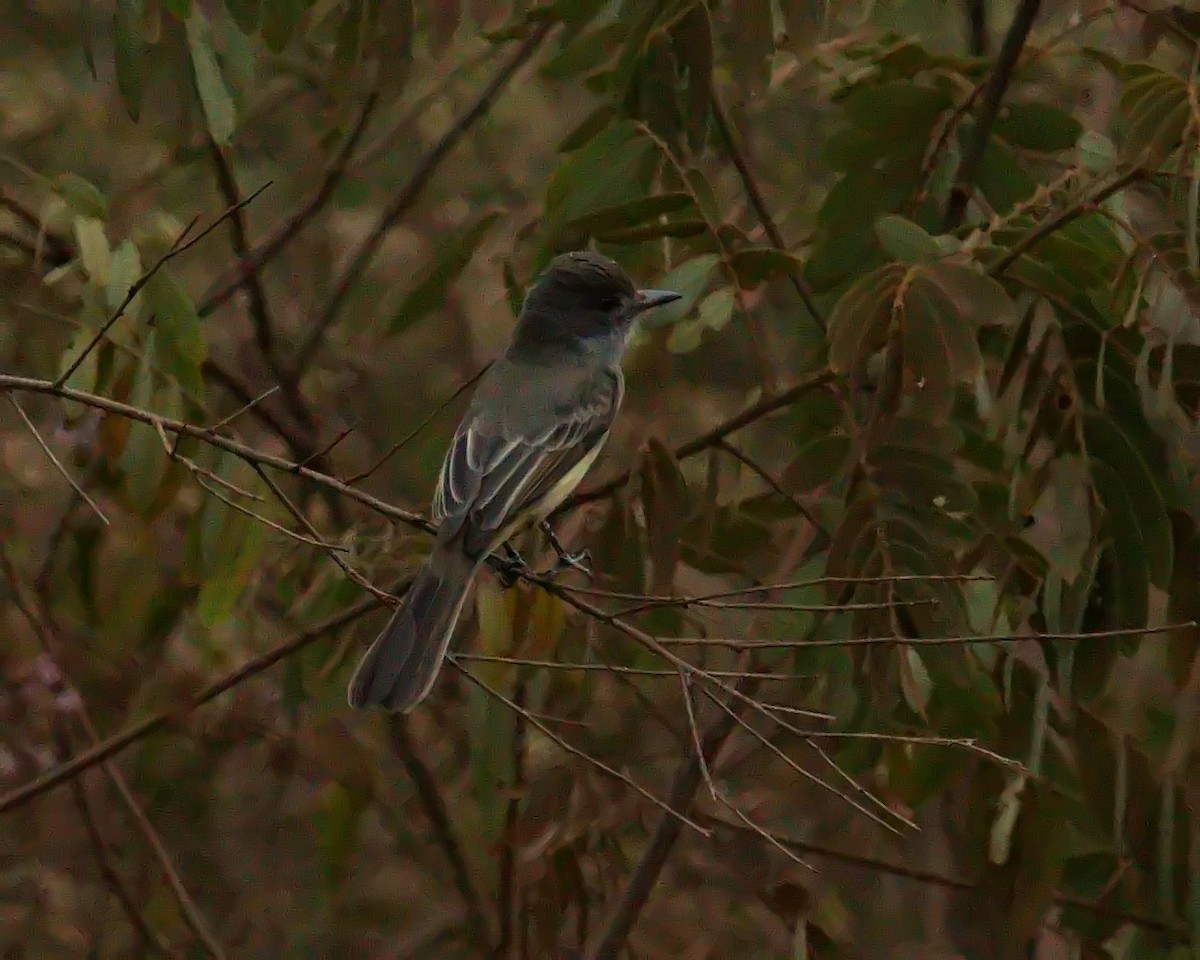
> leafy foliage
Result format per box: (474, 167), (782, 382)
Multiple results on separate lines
(1, 2), (1199, 959)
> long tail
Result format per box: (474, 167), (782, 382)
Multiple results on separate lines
(347, 541), (479, 712)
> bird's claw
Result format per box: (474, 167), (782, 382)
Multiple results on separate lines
(539, 547), (592, 580)
(493, 544), (528, 589)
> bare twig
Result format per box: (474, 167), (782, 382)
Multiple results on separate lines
(63, 734), (176, 957)
(989, 168), (1147, 275)
(199, 92), (380, 317)
(708, 80), (826, 328)
(388, 716), (493, 950)
(451, 661), (710, 838)
(0, 588), (390, 814)
(345, 361), (493, 486)
(55, 182), (271, 388)
(294, 23), (553, 375)
(943, 0), (1043, 229)
(2, 555), (227, 958)
(966, 0), (989, 55)
(8, 395), (110, 525)
(698, 813), (1191, 941)
(0, 374), (431, 534)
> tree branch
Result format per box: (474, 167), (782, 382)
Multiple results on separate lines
(943, 0), (1042, 229)
(708, 81), (826, 329)
(198, 91), (380, 318)
(293, 22), (553, 375)
(0, 588), (391, 814)
(389, 716), (494, 950)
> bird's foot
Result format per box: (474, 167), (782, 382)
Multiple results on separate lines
(492, 543), (528, 589)
(538, 547), (592, 580)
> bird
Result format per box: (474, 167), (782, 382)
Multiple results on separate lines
(347, 250), (681, 712)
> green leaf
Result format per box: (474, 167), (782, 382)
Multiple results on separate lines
(975, 139), (1037, 213)
(117, 357), (166, 508)
(782, 434), (852, 494)
(262, 0), (309, 50)
(313, 782), (363, 888)
(106, 239), (144, 316)
(225, 0), (261, 32)
(114, 0), (145, 121)
(556, 103), (617, 152)
(563, 192), (694, 237)
(1120, 64), (1190, 164)
(187, 12), (237, 144)
(58, 327), (102, 420)
(53, 174), (108, 219)
(389, 212), (500, 334)
(900, 646), (932, 717)
(875, 214), (941, 264)
(147, 272), (206, 397)
(196, 500), (267, 626)
(544, 122), (655, 231)
(1083, 413), (1172, 587)
(995, 102), (1082, 152)
(640, 438), (688, 592)
(672, 1), (713, 151)
(637, 253), (719, 329)
(841, 80), (952, 140)
(827, 263), (906, 374)
(729, 247), (805, 290)
(73, 217), (111, 287)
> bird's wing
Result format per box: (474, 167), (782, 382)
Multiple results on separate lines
(431, 368), (621, 546)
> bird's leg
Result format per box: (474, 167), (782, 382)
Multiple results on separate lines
(538, 521), (592, 578)
(492, 542), (527, 589)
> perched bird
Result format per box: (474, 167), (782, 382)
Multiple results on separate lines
(348, 250), (680, 712)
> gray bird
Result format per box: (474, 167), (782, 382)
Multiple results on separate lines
(348, 250), (680, 712)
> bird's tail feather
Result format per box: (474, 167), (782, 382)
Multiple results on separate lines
(347, 542), (478, 712)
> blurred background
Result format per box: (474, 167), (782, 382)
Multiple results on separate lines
(2, 0), (1199, 957)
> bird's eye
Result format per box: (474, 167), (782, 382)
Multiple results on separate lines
(598, 296), (620, 311)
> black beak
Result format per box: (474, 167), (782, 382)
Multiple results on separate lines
(635, 288), (682, 313)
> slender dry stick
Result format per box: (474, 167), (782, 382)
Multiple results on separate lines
(62, 732), (176, 957)
(8, 395), (110, 525)
(388, 716), (493, 951)
(0, 374), (432, 533)
(708, 80), (826, 328)
(345, 360), (493, 485)
(697, 813), (1191, 941)
(450, 661), (709, 837)
(713, 438), (830, 545)
(294, 22), (553, 375)
(2, 555), (227, 959)
(0, 192), (74, 265)
(0, 589), (389, 814)
(55, 182), (271, 387)
(252, 463), (395, 601)
(943, 0), (1043, 230)
(966, 0), (989, 55)
(198, 91), (380, 317)
(989, 167), (1147, 275)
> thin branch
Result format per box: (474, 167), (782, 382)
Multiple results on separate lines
(3, 554), (226, 958)
(294, 23), (553, 375)
(943, 0), (1043, 230)
(966, 0), (989, 55)
(198, 91), (380, 317)
(714, 438), (830, 545)
(63, 733), (176, 957)
(8, 395), (110, 525)
(698, 813), (1191, 941)
(0, 374), (431, 534)
(650, 622), (1197, 650)
(252, 464), (394, 602)
(708, 80), (826, 328)
(344, 361), (492, 486)
(453, 654), (801, 680)
(0, 589), (389, 814)
(0, 192), (74, 265)
(388, 716), (493, 950)
(55, 182), (272, 388)
(989, 167), (1147, 276)
(451, 661), (710, 838)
